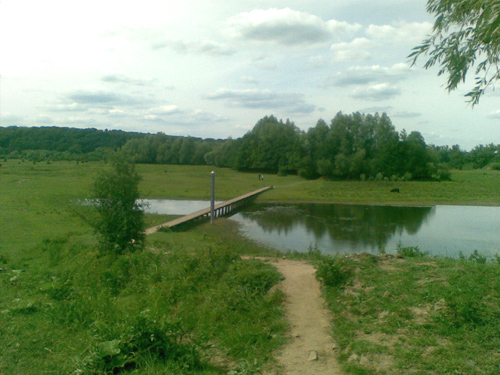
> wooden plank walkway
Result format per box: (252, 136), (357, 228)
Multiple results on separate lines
(145, 186), (273, 235)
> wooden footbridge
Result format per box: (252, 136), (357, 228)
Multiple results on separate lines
(145, 186), (272, 235)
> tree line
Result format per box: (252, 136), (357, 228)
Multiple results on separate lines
(0, 126), (144, 162)
(2, 113), (500, 179)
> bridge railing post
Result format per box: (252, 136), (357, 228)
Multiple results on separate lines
(210, 171), (215, 224)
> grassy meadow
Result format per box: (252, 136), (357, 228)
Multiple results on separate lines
(315, 251), (500, 375)
(136, 163), (500, 206)
(1, 159), (500, 374)
(1, 160), (286, 374)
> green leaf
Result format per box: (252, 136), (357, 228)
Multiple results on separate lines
(97, 339), (121, 358)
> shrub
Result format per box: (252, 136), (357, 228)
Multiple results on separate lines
(224, 259), (283, 295)
(402, 172), (413, 181)
(79, 312), (202, 374)
(432, 163), (452, 181)
(317, 158), (333, 177)
(89, 153), (146, 255)
(315, 257), (352, 288)
(488, 162), (500, 171)
(459, 250), (488, 264)
(396, 243), (428, 258)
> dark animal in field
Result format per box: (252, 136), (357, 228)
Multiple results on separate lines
(390, 188), (400, 193)
(258, 174), (264, 181)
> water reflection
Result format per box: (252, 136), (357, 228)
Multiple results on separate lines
(144, 199), (500, 257)
(231, 204), (435, 255)
(143, 199), (222, 216)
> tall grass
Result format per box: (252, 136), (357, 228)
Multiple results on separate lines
(317, 253), (500, 374)
(0, 161), (286, 374)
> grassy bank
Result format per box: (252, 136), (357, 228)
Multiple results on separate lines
(0, 160), (286, 374)
(2, 160), (500, 374)
(316, 251), (500, 374)
(136, 163), (500, 206)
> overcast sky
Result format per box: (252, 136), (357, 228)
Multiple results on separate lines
(2, 0), (500, 149)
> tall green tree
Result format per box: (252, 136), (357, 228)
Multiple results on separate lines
(235, 116), (303, 173)
(89, 153), (145, 255)
(410, 0), (500, 105)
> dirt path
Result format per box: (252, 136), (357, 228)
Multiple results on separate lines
(266, 258), (342, 375)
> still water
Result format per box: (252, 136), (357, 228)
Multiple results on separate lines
(143, 199), (223, 215)
(145, 200), (500, 258)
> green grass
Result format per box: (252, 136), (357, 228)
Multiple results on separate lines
(0, 161), (286, 374)
(317, 253), (500, 374)
(135, 163), (500, 206)
(2, 160), (500, 374)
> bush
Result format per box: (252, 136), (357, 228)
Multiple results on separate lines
(224, 259), (284, 295)
(402, 172), (413, 181)
(396, 243), (428, 258)
(79, 312), (202, 374)
(89, 153), (146, 255)
(432, 163), (452, 181)
(315, 257), (352, 288)
(489, 162), (500, 171)
(459, 250), (488, 264)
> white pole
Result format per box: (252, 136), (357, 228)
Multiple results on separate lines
(210, 171), (215, 224)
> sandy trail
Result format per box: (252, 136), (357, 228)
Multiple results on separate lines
(266, 258), (342, 375)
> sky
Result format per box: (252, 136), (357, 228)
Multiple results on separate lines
(1, 0), (500, 150)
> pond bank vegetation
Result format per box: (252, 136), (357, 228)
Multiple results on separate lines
(315, 247), (500, 374)
(1, 160), (500, 374)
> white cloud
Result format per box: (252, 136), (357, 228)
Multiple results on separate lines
(206, 88), (316, 113)
(360, 106), (394, 113)
(350, 83), (402, 101)
(240, 76), (259, 84)
(328, 21), (432, 63)
(330, 38), (373, 62)
(488, 110), (500, 119)
(148, 105), (181, 115)
(67, 89), (140, 106)
(38, 115), (55, 124)
(3, 1), (500, 147)
(366, 21), (432, 45)
(101, 74), (154, 86)
(151, 39), (236, 56)
(1, 114), (26, 125)
(393, 111), (422, 118)
(327, 63), (413, 87)
(50, 103), (89, 113)
(229, 8), (360, 46)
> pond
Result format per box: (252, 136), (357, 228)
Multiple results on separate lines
(144, 200), (500, 258)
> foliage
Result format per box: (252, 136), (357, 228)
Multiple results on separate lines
(0, 126), (143, 161)
(232, 115), (303, 173)
(79, 312), (202, 374)
(3, 159), (500, 374)
(231, 113), (438, 180)
(320, 254), (500, 374)
(396, 244), (429, 258)
(122, 133), (222, 165)
(410, 0), (500, 105)
(89, 153), (146, 254)
(459, 249), (488, 263)
(315, 257), (353, 287)
(4, 120), (500, 176)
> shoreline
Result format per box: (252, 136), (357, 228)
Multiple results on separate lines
(144, 196), (500, 208)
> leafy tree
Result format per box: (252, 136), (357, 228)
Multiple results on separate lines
(235, 116), (303, 173)
(469, 143), (500, 168)
(410, 0), (500, 105)
(403, 131), (432, 179)
(89, 153), (146, 255)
